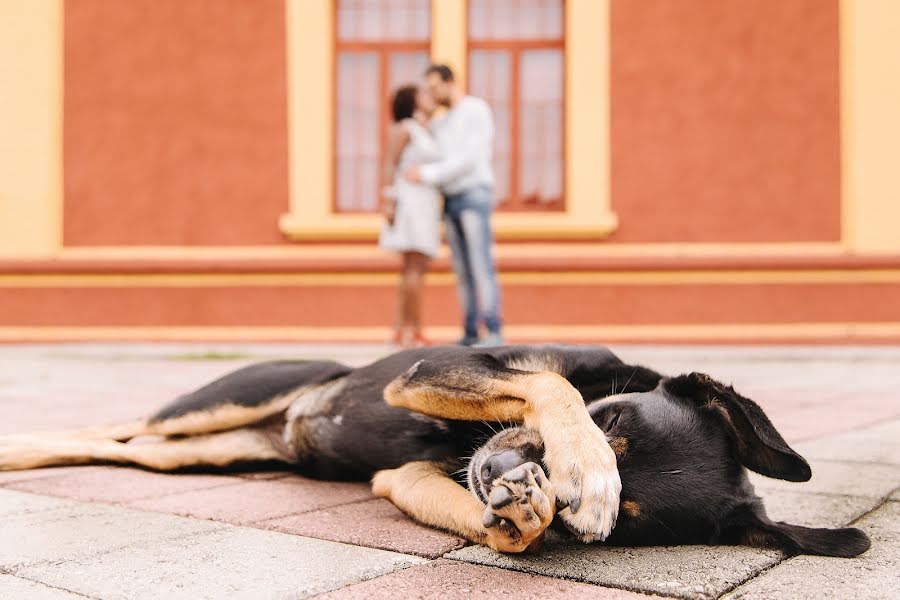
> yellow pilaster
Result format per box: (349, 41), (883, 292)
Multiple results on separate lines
(279, 0), (336, 237)
(841, 0), (900, 253)
(0, 0), (63, 257)
(431, 0), (467, 88)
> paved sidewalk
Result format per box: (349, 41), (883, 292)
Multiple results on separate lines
(0, 344), (898, 599)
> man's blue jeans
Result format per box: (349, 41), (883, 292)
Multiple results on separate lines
(443, 186), (502, 338)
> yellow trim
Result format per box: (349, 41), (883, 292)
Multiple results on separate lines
(840, 0), (900, 253)
(2, 323), (900, 342)
(3, 269), (900, 288)
(53, 241), (851, 261)
(0, 0), (63, 258)
(280, 0), (334, 241)
(431, 0), (467, 87)
(279, 0), (617, 242)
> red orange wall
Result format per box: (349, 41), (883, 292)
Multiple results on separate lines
(60, 0), (843, 247)
(63, 0), (290, 246)
(609, 0), (841, 243)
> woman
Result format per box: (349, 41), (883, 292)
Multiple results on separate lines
(379, 85), (441, 348)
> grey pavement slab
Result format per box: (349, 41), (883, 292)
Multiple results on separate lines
(758, 488), (877, 528)
(0, 574), (87, 600)
(0, 488), (74, 518)
(794, 419), (900, 465)
(16, 520), (425, 600)
(723, 501), (900, 600)
(0, 489), (223, 569)
(317, 559), (664, 599)
(749, 459), (900, 500)
(447, 531), (782, 600)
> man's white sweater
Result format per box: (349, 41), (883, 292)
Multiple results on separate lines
(420, 96), (495, 196)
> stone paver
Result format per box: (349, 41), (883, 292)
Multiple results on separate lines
(16, 518), (425, 600)
(749, 458), (900, 500)
(126, 475), (372, 524)
(258, 498), (468, 559)
(317, 559), (662, 599)
(756, 488), (876, 528)
(723, 501), (900, 600)
(5, 465), (241, 504)
(447, 531), (782, 600)
(794, 419), (900, 465)
(0, 490), (223, 568)
(3, 344), (900, 600)
(0, 574), (86, 600)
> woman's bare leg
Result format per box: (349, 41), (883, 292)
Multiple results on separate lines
(402, 252), (429, 342)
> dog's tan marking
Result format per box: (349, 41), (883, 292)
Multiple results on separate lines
(0, 429), (287, 472)
(609, 436), (629, 457)
(622, 500), (641, 517)
(385, 369), (622, 542)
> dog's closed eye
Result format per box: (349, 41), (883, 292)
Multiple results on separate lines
(603, 412), (621, 433)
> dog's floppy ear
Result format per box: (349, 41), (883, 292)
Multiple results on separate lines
(726, 503), (871, 558)
(664, 372), (811, 482)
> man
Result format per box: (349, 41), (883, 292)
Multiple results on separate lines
(405, 64), (503, 347)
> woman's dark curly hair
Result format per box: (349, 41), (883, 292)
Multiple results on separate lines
(391, 85), (418, 122)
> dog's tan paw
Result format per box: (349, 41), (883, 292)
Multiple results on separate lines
(482, 462), (555, 553)
(545, 424), (621, 543)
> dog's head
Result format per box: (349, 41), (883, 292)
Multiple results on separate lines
(468, 372), (870, 558)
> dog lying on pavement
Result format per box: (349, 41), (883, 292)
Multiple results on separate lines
(0, 345), (870, 557)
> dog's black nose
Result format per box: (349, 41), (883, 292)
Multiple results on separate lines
(480, 449), (526, 485)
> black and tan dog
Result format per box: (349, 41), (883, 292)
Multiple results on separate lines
(0, 345), (870, 557)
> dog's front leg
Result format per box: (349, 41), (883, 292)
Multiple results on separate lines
(385, 361), (621, 542)
(372, 461), (554, 553)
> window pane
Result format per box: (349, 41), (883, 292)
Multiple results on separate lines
(337, 52), (380, 212)
(469, 49), (511, 204)
(388, 52), (430, 91)
(519, 49), (563, 204)
(338, 0), (430, 42)
(469, 0), (562, 40)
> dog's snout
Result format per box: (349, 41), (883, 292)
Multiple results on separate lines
(480, 449), (527, 485)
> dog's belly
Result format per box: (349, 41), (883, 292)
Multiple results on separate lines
(281, 370), (472, 480)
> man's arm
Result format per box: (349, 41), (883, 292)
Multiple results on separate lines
(417, 101), (493, 187)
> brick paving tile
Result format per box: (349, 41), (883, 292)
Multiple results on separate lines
(125, 475), (373, 524)
(257, 498), (468, 559)
(315, 559), (667, 600)
(5, 465), (241, 503)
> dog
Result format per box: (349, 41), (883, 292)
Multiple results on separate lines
(0, 344), (870, 557)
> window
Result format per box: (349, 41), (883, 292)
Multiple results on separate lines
(335, 0), (431, 212)
(468, 0), (565, 210)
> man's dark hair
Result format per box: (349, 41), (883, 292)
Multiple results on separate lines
(391, 85), (417, 122)
(425, 64), (455, 82)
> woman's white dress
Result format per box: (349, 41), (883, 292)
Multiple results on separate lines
(378, 119), (442, 258)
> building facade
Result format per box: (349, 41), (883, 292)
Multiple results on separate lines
(1, 0), (899, 343)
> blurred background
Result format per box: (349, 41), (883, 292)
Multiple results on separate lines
(0, 0), (898, 345)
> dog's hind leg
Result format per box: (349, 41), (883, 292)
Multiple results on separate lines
(0, 428), (289, 472)
(144, 360), (351, 437)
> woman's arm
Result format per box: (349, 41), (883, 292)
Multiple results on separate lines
(380, 124), (410, 224)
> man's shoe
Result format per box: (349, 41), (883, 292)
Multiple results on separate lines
(473, 333), (505, 348)
(457, 335), (480, 346)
